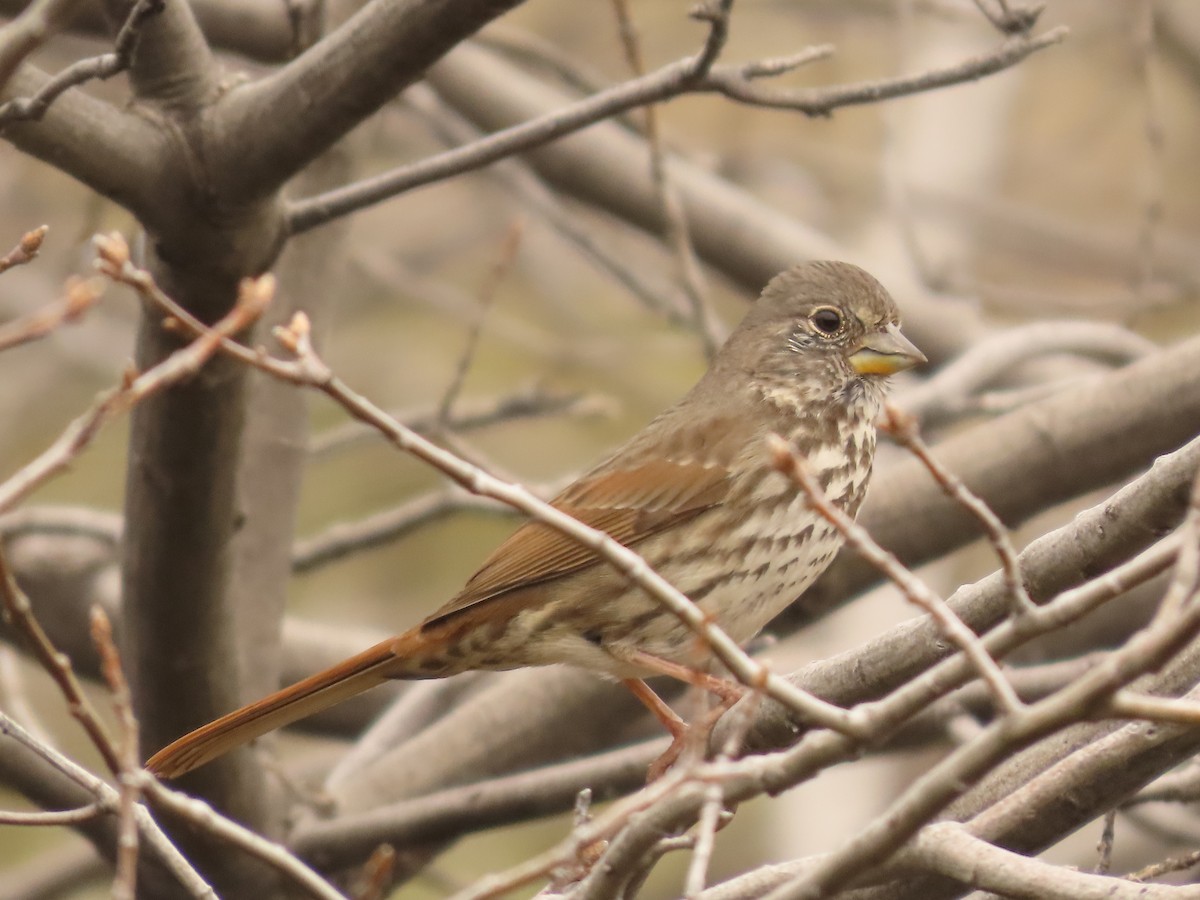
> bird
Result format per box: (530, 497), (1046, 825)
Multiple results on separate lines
(147, 260), (924, 779)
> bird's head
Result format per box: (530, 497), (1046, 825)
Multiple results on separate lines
(727, 261), (926, 405)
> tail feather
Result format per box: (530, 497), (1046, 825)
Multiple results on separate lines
(147, 636), (405, 778)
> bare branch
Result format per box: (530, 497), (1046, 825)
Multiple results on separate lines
(286, 1), (747, 233)
(0, 0), (164, 126)
(899, 321), (1156, 427)
(0, 711), (214, 898)
(423, 43), (1006, 363)
(309, 384), (607, 459)
(784, 333), (1200, 633)
(708, 27), (1067, 115)
(101, 0), (216, 109)
(906, 821), (1180, 900)
(291, 741), (657, 866)
(883, 404), (1036, 617)
(0, 802), (104, 825)
(0, 276), (100, 353)
(216, 0), (527, 202)
(744, 431), (1199, 751)
(291, 488), (511, 575)
(768, 434), (1021, 716)
(404, 85), (698, 325)
(0, 547), (121, 773)
(90, 607), (140, 900)
(970, 0), (1045, 36)
(769, 481), (1200, 898)
(436, 220), (523, 427)
(0, 236), (266, 515)
(0, 64), (167, 215)
(139, 778), (345, 900)
(1096, 809), (1116, 876)
(610, 0), (722, 359)
(295, 21), (1065, 234)
(0, 0), (92, 91)
(1128, 849), (1200, 884)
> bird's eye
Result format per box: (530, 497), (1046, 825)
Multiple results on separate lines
(810, 307), (843, 336)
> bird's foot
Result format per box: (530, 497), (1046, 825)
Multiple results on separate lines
(645, 701), (730, 782)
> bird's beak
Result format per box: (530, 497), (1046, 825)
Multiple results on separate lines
(848, 323), (927, 376)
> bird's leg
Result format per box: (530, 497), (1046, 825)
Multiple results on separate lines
(621, 678), (691, 781)
(617, 649), (745, 781)
(619, 648), (745, 707)
(621, 678), (687, 738)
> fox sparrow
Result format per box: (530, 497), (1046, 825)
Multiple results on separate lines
(148, 260), (923, 778)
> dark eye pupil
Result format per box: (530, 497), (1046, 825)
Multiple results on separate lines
(813, 309), (841, 335)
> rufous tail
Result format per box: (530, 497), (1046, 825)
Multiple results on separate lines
(146, 633), (417, 778)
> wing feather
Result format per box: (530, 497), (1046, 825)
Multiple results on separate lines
(422, 458), (730, 627)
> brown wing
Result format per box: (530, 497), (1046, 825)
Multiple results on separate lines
(421, 457), (731, 627)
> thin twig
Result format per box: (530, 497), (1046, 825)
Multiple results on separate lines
(90, 606), (140, 900)
(0, 712), (215, 898)
(0, 547), (120, 773)
(456, 764), (702, 900)
(0, 0), (91, 91)
(685, 779), (724, 898)
(0, 275), (101, 353)
(405, 84), (696, 325)
(706, 27), (1067, 114)
(0, 235), (267, 515)
(0, 0), (163, 126)
(436, 220), (524, 427)
(298, 527), (1182, 863)
(1127, 848), (1200, 883)
(883, 404), (1037, 617)
(0, 246), (264, 878)
(139, 779), (346, 900)
(0, 802), (105, 825)
(1095, 809), (1116, 875)
(767, 433), (1023, 716)
(898, 321), (1155, 427)
(290, 16), (1062, 232)
(287, 0), (739, 232)
(575, 530), (1187, 899)
(685, 692), (761, 898)
(610, 0), (722, 359)
(1105, 691), (1200, 726)
(291, 488), (511, 574)
(290, 739), (659, 867)
(452, 530), (1186, 899)
(766, 475), (1200, 900)
(906, 821), (1178, 900)
(309, 385), (607, 459)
